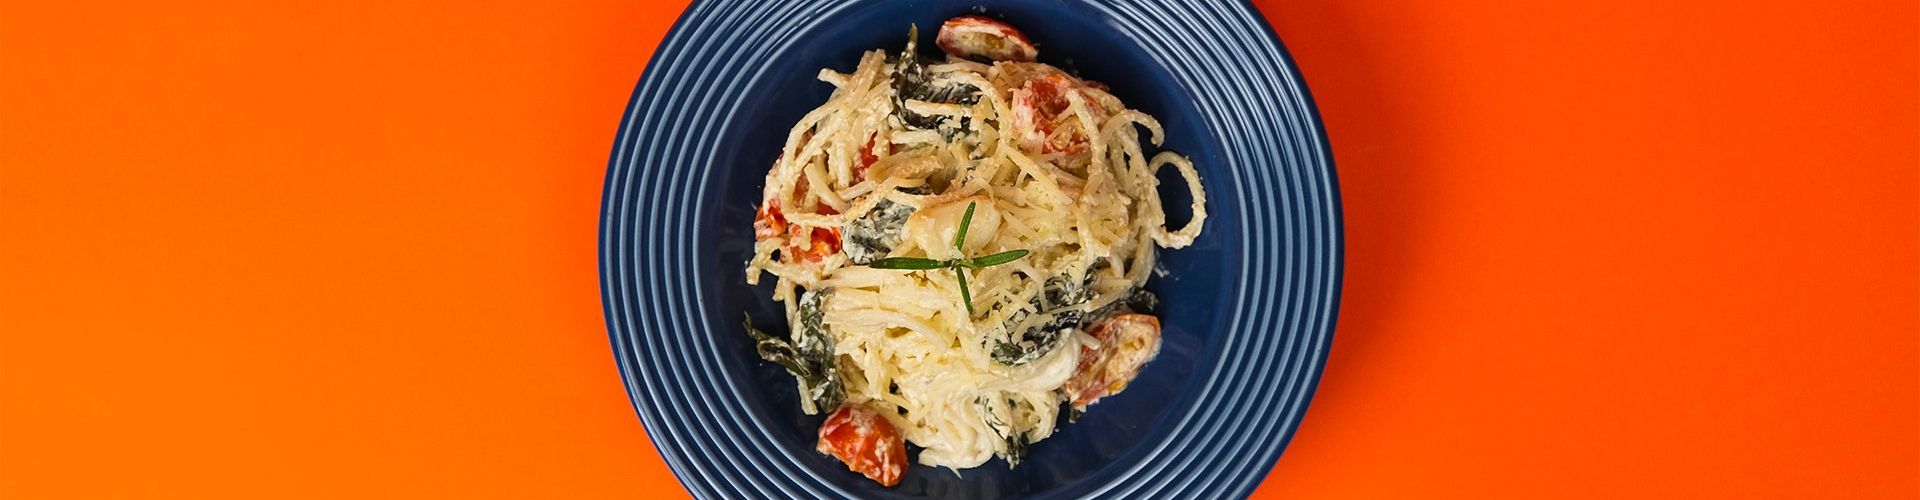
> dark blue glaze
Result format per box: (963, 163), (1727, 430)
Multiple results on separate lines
(600, 1), (1342, 497)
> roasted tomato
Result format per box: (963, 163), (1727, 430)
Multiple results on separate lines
(795, 225), (843, 262)
(935, 15), (1037, 62)
(1009, 73), (1088, 154)
(854, 134), (883, 185)
(1063, 314), (1163, 410)
(800, 203), (843, 261)
(754, 200), (788, 240)
(817, 403), (907, 487)
(759, 198), (844, 262)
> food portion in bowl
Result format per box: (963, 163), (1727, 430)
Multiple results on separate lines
(739, 15), (1207, 487)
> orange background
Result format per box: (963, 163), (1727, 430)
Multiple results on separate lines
(2, 0), (1914, 497)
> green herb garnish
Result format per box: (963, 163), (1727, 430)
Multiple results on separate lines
(867, 201), (1029, 316)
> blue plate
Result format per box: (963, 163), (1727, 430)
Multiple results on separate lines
(600, 0), (1341, 497)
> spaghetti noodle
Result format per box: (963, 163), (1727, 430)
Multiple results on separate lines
(741, 16), (1206, 484)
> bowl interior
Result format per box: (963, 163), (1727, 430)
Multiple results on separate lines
(690, 1), (1243, 496)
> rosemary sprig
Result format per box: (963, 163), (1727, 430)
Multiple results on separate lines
(866, 201), (1030, 315)
(867, 257), (944, 270)
(953, 200), (975, 250)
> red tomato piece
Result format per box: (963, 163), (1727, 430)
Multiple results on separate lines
(934, 15), (1038, 62)
(817, 403), (907, 487)
(754, 200), (786, 240)
(762, 197), (844, 262)
(1030, 76), (1071, 116)
(1063, 314), (1163, 410)
(797, 226), (842, 262)
(854, 134), (883, 185)
(792, 202), (841, 262)
(1009, 73), (1092, 154)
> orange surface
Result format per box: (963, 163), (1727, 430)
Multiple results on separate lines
(1, 0), (1914, 497)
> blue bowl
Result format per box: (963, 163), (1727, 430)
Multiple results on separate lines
(600, 0), (1341, 497)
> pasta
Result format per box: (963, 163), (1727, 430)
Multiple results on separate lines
(740, 16), (1206, 486)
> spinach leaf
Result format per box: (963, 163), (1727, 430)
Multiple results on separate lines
(975, 395), (1032, 467)
(741, 289), (844, 413)
(990, 273), (1095, 365)
(842, 199), (916, 265)
(891, 27), (980, 133)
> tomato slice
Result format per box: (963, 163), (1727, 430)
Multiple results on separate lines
(759, 198), (844, 262)
(754, 200), (787, 240)
(934, 15), (1038, 62)
(1010, 74), (1090, 155)
(817, 403), (907, 487)
(793, 202), (841, 262)
(854, 134), (883, 185)
(1063, 314), (1163, 410)
(797, 226), (842, 262)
